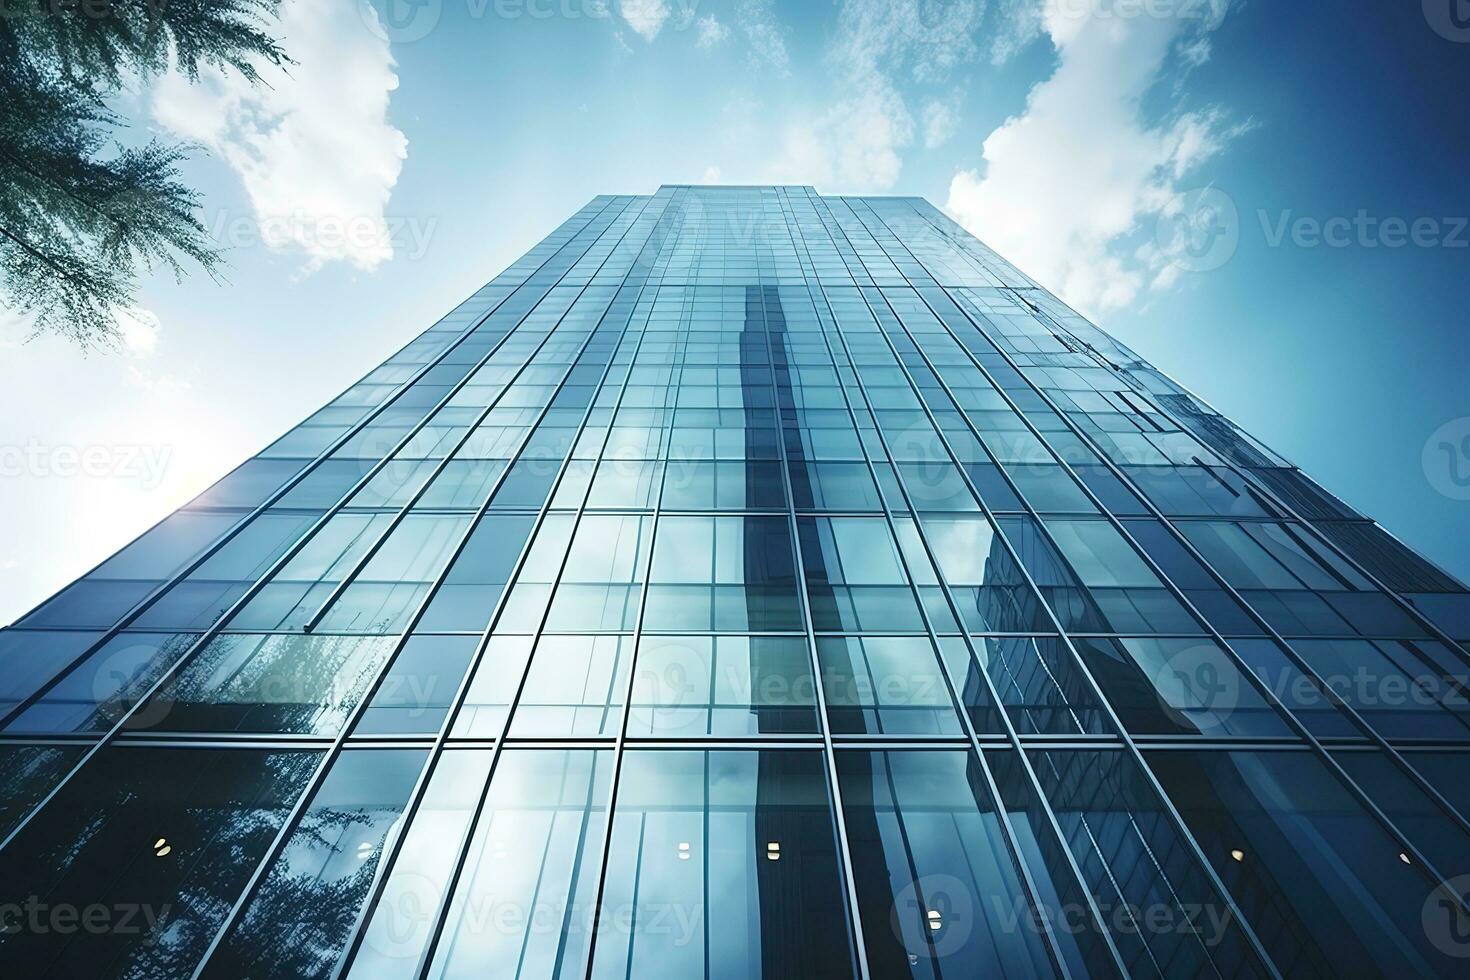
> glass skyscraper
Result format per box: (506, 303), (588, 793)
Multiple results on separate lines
(2, 184), (1469, 978)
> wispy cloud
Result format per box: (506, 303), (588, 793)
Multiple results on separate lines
(619, 0), (672, 41)
(946, 0), (1243, 316)
(695, 13), (729, 48)
(152, 0), (408, 272)
(775, 0), (986, 191)
(986, 0), (1045, 64)
(776, 85), (915, 191)
(735, 0), (790, 72)
(922, 96), (960, 149)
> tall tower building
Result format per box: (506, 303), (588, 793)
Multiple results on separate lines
(2, 185), (1469, 978)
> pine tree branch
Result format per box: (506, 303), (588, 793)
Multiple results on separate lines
(0, 0), (288, 346)
(0, 224), (97, 292)
(0, 146), (137, 241)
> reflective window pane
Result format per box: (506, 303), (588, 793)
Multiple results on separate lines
(836, 750), (1060, 979)
(0, 747), (319, 978)
(591, 749), (859, 979)
(202, 748), (427, 979)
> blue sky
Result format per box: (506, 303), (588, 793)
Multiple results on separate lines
(2, 0), (1467, 623)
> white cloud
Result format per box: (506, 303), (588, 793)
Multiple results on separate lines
(700, 165), (724, 183)
(774, 84), (914, 192)
(772, 0), (993, 191)
(619, 0), (671, 41)
(152, 0), (407, 272)
(945, 0), (1243, 317)
(695, 14), (729, 48)
(922, 97), (960, 149)
(777, 0), (978, 192)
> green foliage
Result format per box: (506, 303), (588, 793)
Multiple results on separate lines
(0, 1), (290, 348)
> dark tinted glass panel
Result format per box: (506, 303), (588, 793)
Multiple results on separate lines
(6, 631), (201, 733)
(141, 634), (400, 735)
(0, 747), (319, 978)
(986, 750), (1126, 979)
(0, 745), (85, 840)
(1149, 749), (1466, 978)
(0, 629), (105, 717)
(1028, 749), (1272, 979)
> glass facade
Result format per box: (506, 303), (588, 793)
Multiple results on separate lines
(3, 184), (1469, 978)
